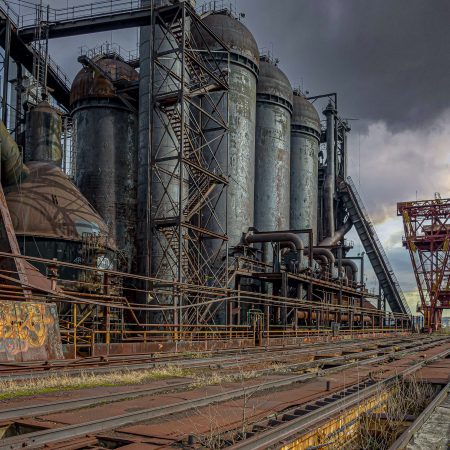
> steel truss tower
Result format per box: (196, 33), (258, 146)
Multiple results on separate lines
(147, 3), (229, 327)
(398, 197), (450, 331)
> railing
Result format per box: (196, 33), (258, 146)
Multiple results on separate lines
(198, 1), (238, 15)
(0, 0), (71, 92)
(0, 0), (19, 23)
(60, 325), (411, 352)
(80, 42), (139, 65)
(346, 176), (411, 314)
(16, 0), (144, 28)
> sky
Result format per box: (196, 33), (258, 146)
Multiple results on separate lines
(8, 0), (450, 315)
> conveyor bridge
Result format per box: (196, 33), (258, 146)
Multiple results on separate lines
(340, 176), (410, 314)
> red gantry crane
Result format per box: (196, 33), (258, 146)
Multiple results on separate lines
(397, 196), (450, 331)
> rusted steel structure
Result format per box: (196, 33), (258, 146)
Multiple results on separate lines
(72, 56), (139, 272)
(140, 2), (230, 327)
(398, 197), (450, 331)
(0, 0), (415, 360)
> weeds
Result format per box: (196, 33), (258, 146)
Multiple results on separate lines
(0, 365), (191, 400)
(354, 376), (436, 450)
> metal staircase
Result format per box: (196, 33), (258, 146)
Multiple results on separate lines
(340, 177), (410, 314)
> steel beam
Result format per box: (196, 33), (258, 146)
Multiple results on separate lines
(18, 8), (153, 43)
(0, 14), (70, 108)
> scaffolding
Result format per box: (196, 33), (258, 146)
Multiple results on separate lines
(146, 2), (229, 328)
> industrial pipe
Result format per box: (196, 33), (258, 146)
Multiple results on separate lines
(313, 254), (328, 266)
(296, 310), (372, 324)
(322, 102), (336, 240)
(0, 120), (29, 186)
(339, 266), (349, 286)
(245, 232), (304, 267)
(320, 218), (353, 246)
(341, 258), (358, 282)
(311, 247), (335, 266)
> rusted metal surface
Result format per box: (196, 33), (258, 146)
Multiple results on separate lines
(254, 58), (292, 240)
(0, 337), (445, 449)
(70, 58), (139, 105)
(5, 162), (113, 248)
(72, 56), (138, 271)
(0, 335), (415, 379)
(398, 197), (450, 330)
(0, 301), (63, 362)
(0, 182), (32, 299)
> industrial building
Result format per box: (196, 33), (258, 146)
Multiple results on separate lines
(0, 0), (415, 360)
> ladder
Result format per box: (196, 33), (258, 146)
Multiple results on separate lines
(31, 1), (49, 101)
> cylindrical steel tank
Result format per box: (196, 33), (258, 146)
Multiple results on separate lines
(25, 101), (63, 166)
(290, 93), (321, 244)
(195, 11), (259, 252)
(254, 57), (292, 244)
(138, 0), (193, 284)
(71, 57), (138, 272)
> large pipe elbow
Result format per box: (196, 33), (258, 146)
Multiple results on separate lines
(311, 247), (335, 266)
(320, 219), (353, 247)
(245, 232), (304, 266)
(341, 258), (358, 281)
(313, 254), (328, 266)
(0, 120), (29, 186)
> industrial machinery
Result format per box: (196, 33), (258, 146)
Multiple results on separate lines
(398, 197), (450, 331)
(0, 0), (413, 360)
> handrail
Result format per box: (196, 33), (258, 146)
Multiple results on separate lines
(345, 176), (410, 314)
(17, 0), (144, 28)
(0, 0), (71, 91)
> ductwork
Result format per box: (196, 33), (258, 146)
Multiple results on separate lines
(319, 218), (353, 247)
(341, 258), (358, 281)
(245, 232), (304, 267)
(0, 120), (29, 187)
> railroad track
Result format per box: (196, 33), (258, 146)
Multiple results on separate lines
(0, 341), (440, 421)
(224, 347), (450, 450)
(0, 336), (447, 449)
(0, 335), (428, 381)
(0, 337), (441, 423)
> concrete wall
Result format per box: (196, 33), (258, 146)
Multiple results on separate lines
(0, 301), (63, 361)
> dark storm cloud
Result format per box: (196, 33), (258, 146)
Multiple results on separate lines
(18, 0), (450, 131)
(241, 0), (450, 132)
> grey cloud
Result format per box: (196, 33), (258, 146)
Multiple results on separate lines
(241, 0), (450, 132)
(18, 0), (450, 132)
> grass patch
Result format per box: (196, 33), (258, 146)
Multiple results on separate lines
(0, 365), (191, 400)
(191, 370), (259, 388)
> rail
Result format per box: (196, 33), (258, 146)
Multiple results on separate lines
(0, 342), (445, 449)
